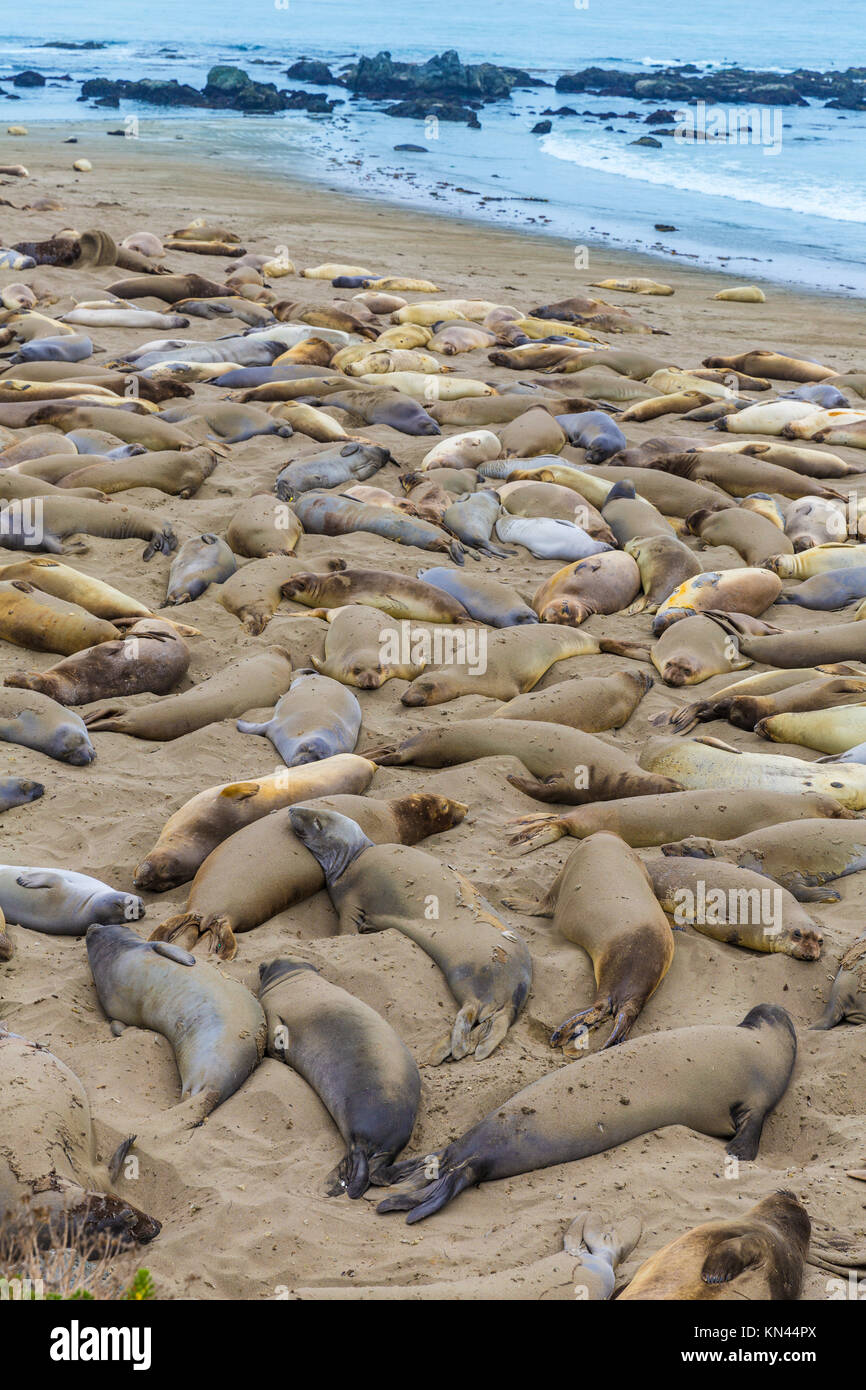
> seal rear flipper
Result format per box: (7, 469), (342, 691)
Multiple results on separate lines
(325, 1144), (370, 1200)
(810, 995), (846, 1030)
(449, 1001), (480, 1060)
(148, 916), (202, 956)
(107, 1134), (138, 1184)
(847, 1170), (866, 1182)
(82, 704), (126, 730)
(506, 813), (566, 851)
(236, 717), (268, 736)
(376, 1159), (479, 1223)
(576, 1210), (643, 1267)
(470, 1007), (511, 1061)
(598, 638), (652, 661)
(202, 913), (237, 961)
(701, 1234), (764, 1284)
(726, 1104), (766, 1162)
(551, 998), (613, 1054)
(506, 771), (569, 803)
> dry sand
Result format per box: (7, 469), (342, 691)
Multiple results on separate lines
(0, 125), (864, 1300)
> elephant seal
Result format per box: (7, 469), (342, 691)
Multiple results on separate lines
(641, 734), (866, 810)
(776, 567), (866, 611)
(600, 481), (676, 546)
(506, 833), (674, 1052)
(158, 401), (291, 445)
(619, 1191), (810, 1301)
(645, 856), (824, 959)
(366, 718), (681, 804)
(507, 786), (851, 852)
(418, 567), (538, 627)
(5, 617), (192, 705)
(311, 605), (426, 689)
(165, 533), (236, 605)
(493, 668), (653, 731)
(274, 442), (390, 502)
(783, 496), (847, 551)
(0, 558), (151, 621)
(1, 403), (195, 453)
(86, 924), (265, 1116)
(421, 429), (501, 468)
(258, 957), (421, 1196)
(0, 686), (94, 763)
(589, 465), (729, 520)
(106, 273), (232, 303)
(0, 581), (121, 655)
(281, 565), (471, 625)
(556, 411), (626, 462)
(325, 389), (440, 436)
(375, 1005), (797, 1221)
(766, 544), (866, 580)
(400, 625), (598, 706)
(0, 496), (176, 559)
(0, 777), (44, 813)
(218, 555), (308, 634)
(660, 819), (866, 901)
(0, 865), (143, 935)
(624, 536), (702, 614)
(687, 505), (794, 567)
(702, 350), (834, 383)
(497, 481), (614, 541)
(84, 647), (294, 740)
(442, 489), (513, 559)
(293, 492), (462, 562)
(150, 791), (466, 959)
(756, 705), (866, 755)
(812, 934), (866, 1029)
(134, 753), (376, 892)
(225, 495), (301, 558)
(652, 569), (782, 634)
(494, 515), (610, 561)
(59, 447), (219, 498)
(532, 551), (641, 625)
(290, 808), (532, 1062)
(665, 667), (866, 734)
(237, 672), (361, 765)
(720, 619), (866, 669)
(498, 406), (566, 457)
(646, 449), (845, 502)
(0, 1031), (160, 1249)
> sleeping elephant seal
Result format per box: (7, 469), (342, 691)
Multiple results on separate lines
(493, 668), (652, 731)
(600, 481), (676, 546)
(812, 934), (866, 1029)
(505, 833), (674, 1053)
(0, 496), (177, 559)
(442, 489), (513, 559)
(640, 734), (866, 810)
(324, 389), (440, 436)
(106, 273), (233, 303)
(701, 350), (834, 383)
(165, 533), (236, 605)
(0, 558), (151, 622)
(624, 535), (702, 614)
(258, 957), (421, 1197)
(83, 647), (294, 741)
(662, 818), (866, 901)
(134, 753), (376, 892)
(5, 617), (193, 706)
(556, 410), (626, 462)
(366, 718), (682, 804)
(225, 495), (302, 558)
(292, 492), (462, 562)
(218, 555), (309, 634)
(532, 551), (641, 625)
(86, 924), (265, 1116)
(274, 442), (391, 502)
(686, 505), (794, 567)
(400, 625), (598, 706)
(619, 1191), (810, 1300)
(0, 777), (44, 812)
(290, 808), (533, 1062)
(601, 613), (755, 688)
(652, 569), (782, 635)
(0, 865), (143, 935)
(280, 566), (471, 626)
(0, 1030), (160, 1250)
(311, 605), (426, 689)
(498, 406), (566, 457)
(374, 1005), (796, 1221)
(149, 791), (466, 959)
(237, 672), (361, 765)
(0, 581), (121, 655)
(659, 666), (861, 734)
(0, 687), (94, 763)
(418, 567), (538, 627)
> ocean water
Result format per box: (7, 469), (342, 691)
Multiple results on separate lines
(2, 0), (865, 293)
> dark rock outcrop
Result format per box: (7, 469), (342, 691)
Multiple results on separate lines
(345, 49), (540, 102)
(78, 67), (337, 114)
(285, 59), (336, 85)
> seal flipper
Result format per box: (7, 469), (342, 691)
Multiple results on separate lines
(149, 912), (203, 954)
(16, 870), (59, 889)
(236, 717), (269, 736)
(150, 940), (196, 966)
(701, 1234), (764, 1284)
(325, 1144), (371, 1200)
(726, 1103), (766, 1161)
(107, 1134), (138, 1185)
(470, 1007), (511, 1061)
(811, 995), (846, 1030)
(506, 813), (566, 851)
(376, 1159), (480, 1223)
(506, 771), (570, 802)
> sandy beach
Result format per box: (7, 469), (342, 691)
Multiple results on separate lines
(1, 123), (865, 1301)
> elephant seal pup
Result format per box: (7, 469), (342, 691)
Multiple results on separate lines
(702, 350), (834, 383)
(0, 1031), (160, 1249)
(367, 718), (681, 804)
(400, 625), (599, 706)
(106, 273), (232, 303)
(766, 543), (866, 580)
(661, 818), (866, 901)
(507, 786), (852, 852)
(281, 566), (471, 625)
(776, 566), (866, 611)
(507, 833), (674, 1052)
(602, 612), (755, 688)
(498, 406), (566, 458)
(324, 389), (440, 436)
(418, 567), (537, 627)
(311, 605), (426, 690)
(645, 856), (823, 959)
(648, 449), (844, 502)
(687, 505), (795, 567)
(721, 619), (866, 669)
(0, 687), (94, 763)
(84, 647), (294, 740)
(600, 481), (676, 546)
(375, 1005), (797, 1221)
(0, 865), (143, 935)
(225, 495), (302, 558)
(151, 791), (466, 959)
(0, 777), (44, 813)
(756, 703), (866, 754)
(812, 934), (866, 1029)
(134, 753), (376, 892)
(0, 581), (121, 655)
(556, 410), (626, 462)
(532, 551), (641, 625)
(86, 924), (265, 1116)
(5, 617), (193, 705)
(237, 672), (361, 765)
(165, 533), (236, 605)
(497, 481), (614, 541)
(0, 497), (176, 559)
(641, 734), (866, 810)
(218, 555), (309, 634)
(290, 808), (532, 1062)
(588, 465), (729, 520)
(58, 446), (219, 498)
(442, 489), (513, 559)
(619, 1191), (810, 1301)
(652, 569), (782, 634)
(258, 958), (421, 1196)
(494, 515), (610, 562)
(493, 668), (652, 730)
(624, 536), (702, 614)
(292, 493), (462, 562)
(8, 403), (196, 453)
(0, 558), (151, 621)
(158, 400), (291, 445)
(274, 442), (390, 502)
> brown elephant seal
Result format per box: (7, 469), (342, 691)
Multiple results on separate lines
(498, 406), (567, 457)
(86, 924), (265, 1118)
(3, 403), (195, 453)
(589, 465), (730, 519)
(507, 787), (849, 852)
(662, 818), (866, 901)
(720, 619), (866, 669)
(712, 439), (858, 478)
(660, 665), (863, 734)
(281, 565), (471, 625)
(812, 934), (866, 1029)
(0, 580), (120, 655)
(5, 617), (193, 705)
(291, 492), (461, 561)
(258, 957), (421, 1197)
(400, 625), (599, 706)
(624, 535), (702, 614)
(532, 551), (641, 625)
(0, 686), (95, 764)
(290, 808), (532, 1062)
(418, 567), (538, 627)
(648, 450), (844, 502)
(60, 447), (218, 497)
(237, 671), (361, 765)
(506, 833), (674, 1053)
(374, 1005), (797, 1221)
(225, 495), (301, 557)
(497, 480), (614, 542)
(150, 791), (467, 959)
(165, 533), (236, 605)
(428, 395), (550, 427)
(84, 647), (294, 740)
(618, 1191), (810, 1301)
(645, 856), (824, 959)
(493, 668), (652, 730)
(134, 753), (376, 892)
(0, 1029), (160, 1250)
(0, 557), (151, 621)
(600, 480), (676, 545)
(754, 693), (866, 751)
(702, 350), (834, 383)
(106, 273), (232, 303)
(324, 388), (440, 436)
(652, 569), (782, 634)
(641, 734), (866, 810)
(366, 718), (681, 804)
(311, 605), (426, 689)
(217, 555), (309, 634)
(606, 613), (754, 687)
(0, 496), (177, 559)
(687, 505), (795, 566)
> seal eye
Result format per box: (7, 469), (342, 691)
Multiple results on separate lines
(792, 930), (801, 939)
